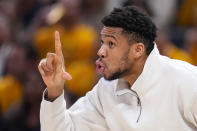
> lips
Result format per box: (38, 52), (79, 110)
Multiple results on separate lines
(96, 59), (105, 74)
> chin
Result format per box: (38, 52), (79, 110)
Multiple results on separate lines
(104, 76), (113, 81)
(104, 69), (129, 81)
(104, 76), (115, 81)
(104, 72), (121, 81)
(103, 73), (113, 81)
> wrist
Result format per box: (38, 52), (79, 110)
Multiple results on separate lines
(45, 89), (63, 101)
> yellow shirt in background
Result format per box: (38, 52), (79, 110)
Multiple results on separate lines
(0, 75), (23, 116)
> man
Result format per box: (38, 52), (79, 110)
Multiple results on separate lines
(38, 6), (197, 131)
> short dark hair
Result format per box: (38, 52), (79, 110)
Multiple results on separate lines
(101, 6), (157, 55)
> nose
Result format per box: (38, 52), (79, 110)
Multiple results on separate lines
(97, 45), (106, 58)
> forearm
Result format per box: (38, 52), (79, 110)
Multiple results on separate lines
(40, 83), (109, 131)
(40, 89), (74, 131)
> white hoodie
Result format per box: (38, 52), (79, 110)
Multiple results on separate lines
(40, 44), (197, 131)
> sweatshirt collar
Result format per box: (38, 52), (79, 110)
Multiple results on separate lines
(115, 43), (164, 97)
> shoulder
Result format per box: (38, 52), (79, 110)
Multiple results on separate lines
(161, 56), (197, 100)
(161, 55), (197, 82)
(159, 56), (197, 112)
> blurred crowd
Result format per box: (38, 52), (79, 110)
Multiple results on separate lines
(0, 0), (196, 130)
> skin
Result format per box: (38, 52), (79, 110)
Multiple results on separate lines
(98, 27), (147, 86)
(38, 31), (72, 100)
(38, 27), (148, 100)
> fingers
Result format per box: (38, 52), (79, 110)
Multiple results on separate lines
(62, 71), (72, 80)
(46, 52), (55, 71)
(41, 58), (51, 72)
(38, 58), (52, 76)
(38, 51), (63, 74)
(38, 53), (72, 81)
(55, 31), (64, 61)
(38, 61), (45, 76)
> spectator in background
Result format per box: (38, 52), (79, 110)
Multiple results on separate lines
(0, 0), (16, 22)
(14, 0), (58, 43)
(0, 110), (5, 130)
(0, 44), (26, 119)
(34, 0), (97, 98)
(147, 0), (178, 30)
(0, 12), (12, 77)
(123, 0), (153, 16)
(176, 0), (197, 27)
(80, 0), (122, 30)
(5, 70), (44, 131)
(156, 31), (194, 64)
(176, 0), (197, 65)
(0, 43), (38, 119)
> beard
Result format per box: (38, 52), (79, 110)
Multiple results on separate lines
(104, 55), (131, 81)
(104, 67), (129, 81)
(103, 47), (131, 81)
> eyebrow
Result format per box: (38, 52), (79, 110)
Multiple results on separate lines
(102, 34), (118, 41)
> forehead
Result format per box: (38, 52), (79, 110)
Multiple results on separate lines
(100, 26), (123, 38)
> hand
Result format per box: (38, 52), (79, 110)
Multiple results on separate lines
(38, 31), (72, 100)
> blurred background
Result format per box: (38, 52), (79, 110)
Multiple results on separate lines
(0, 0), (196, 130)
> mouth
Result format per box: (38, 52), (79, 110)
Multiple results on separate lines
(96, 59), (105, 74)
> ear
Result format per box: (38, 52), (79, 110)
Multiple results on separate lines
(134, 43), (145, 58)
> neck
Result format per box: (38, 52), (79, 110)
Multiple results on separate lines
(123, 55), (147, 86)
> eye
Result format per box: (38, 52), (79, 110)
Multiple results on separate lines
(109, 41), (115, 48)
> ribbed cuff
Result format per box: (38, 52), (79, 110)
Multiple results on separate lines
(41, 89), (66, 117)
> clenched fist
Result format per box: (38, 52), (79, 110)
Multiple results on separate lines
(38, 31), (72, 100)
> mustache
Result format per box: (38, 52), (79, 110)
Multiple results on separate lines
(97, 57), (102, 62)
(96, 58), (106, 67)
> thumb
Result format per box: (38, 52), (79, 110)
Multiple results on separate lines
(62, 71), (72, 80)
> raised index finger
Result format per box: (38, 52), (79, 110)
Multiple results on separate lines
(55, 31), (64, 59)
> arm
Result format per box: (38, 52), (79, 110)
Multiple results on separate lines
(186, 93), (197, 128)
(40, 82), (109, 131)
(180, 74), (197, 128)
(40, 90), (74, 131)
(38, 31), (108, 131)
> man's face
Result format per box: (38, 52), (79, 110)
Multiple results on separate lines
(96, 27), (135, 80)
